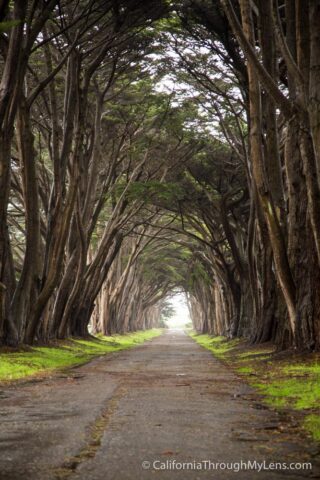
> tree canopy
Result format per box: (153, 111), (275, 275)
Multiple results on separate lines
(0, 0), (320, 352)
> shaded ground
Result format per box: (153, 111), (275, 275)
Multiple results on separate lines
(0, 330), (319, 479)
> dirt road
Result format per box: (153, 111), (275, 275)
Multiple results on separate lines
(0, 330), (319, 479)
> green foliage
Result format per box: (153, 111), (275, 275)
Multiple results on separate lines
(120, 181), (186, 205)
(155, 15), (182, 35)
(159, 300), (175, 327)
(0, 20), (21, 33)
(0, 329), (162, 382)
(187, 260), (211, 289)
(135, 240), (195, 301)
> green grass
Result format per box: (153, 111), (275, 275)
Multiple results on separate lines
(189, 332), (320, 442)
(237, 350), (273, 359)
(189, 332), (240, 358)
(283, 363), (320, 375)
(0, 329), (162, 382)
(256, 377), (320, 410)
(237, 366), (254, 374)
(304, 415), (320, 441)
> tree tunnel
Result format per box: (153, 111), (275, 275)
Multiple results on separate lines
(0, 0), (320, 352)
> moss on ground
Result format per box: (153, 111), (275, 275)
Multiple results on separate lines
(189, 332), (240, 358)
(236, 365), (254, 374)
(0, 329), (162, 382)
(304, 415), (320, 441)
(190, 331), (320, 442)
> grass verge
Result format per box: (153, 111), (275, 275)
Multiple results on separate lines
(190, 332), (320, 442)
(0, 329), (162, 383)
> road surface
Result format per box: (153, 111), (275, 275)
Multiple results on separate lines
(0, 330), (319, 479)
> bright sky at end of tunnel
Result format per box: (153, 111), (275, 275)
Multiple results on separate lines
(167, 293), (190, 329)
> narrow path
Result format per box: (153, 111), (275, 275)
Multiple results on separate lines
(0, 331), (318, 479)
